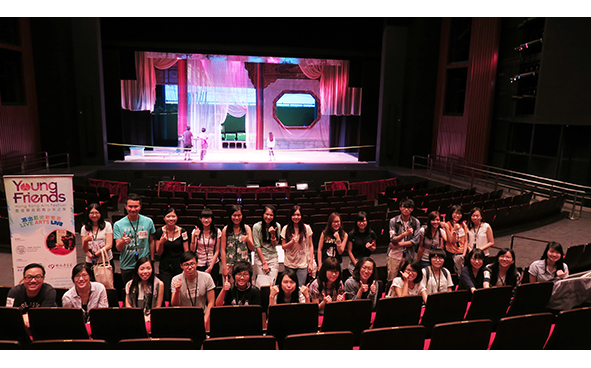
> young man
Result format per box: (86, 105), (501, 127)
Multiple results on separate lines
(171, 251), (216, 326)
(387, 198), (422, 282)
(114, 193), (155, 286)
(182, 125), (194, 161)
(6, 263), (57, 328)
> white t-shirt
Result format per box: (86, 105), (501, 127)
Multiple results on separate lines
(280, 224), (313, 269)
(80, 222), (114, 263)
(468, 222), (492, 256)
(387, 277), (426, 298)
(421, 267), (454, 295)
(171, 272), (216, 308)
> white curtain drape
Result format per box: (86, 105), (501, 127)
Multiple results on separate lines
(187, 59), (251, 150)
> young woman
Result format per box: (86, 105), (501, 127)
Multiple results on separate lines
(416, 211), (447, 269)
(488, 248), (521, 288)
(155, 207), (189, 302)
(459, 248), (490, 293)
(421, 248), (454, 296)
(442, 205), (469, 275)
(80, 203), (114, 280)
(343, 257), (379, 310)
(318, 212), (348, 270)
(281, 205), (315, 287)
(62, 263), (109, 322)
(125, 257), (164, 320)
(171, 251), (216, 325)
(269, 268), (310, 306)
(529, 242), (569, 282)
(308, 257), (345, 313)
(220, 205), (254, 280)
(467, 207), (494, 263)
(346, 211), (377, 273)
(267, 131), (275, 160)
(216, 261), (261, 306)
(386, 259), (427, 303)
(191, 208), (221, 285)
(252, 205), (281, 287)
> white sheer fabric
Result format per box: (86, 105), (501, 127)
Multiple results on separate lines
(187, 59), (253, 150)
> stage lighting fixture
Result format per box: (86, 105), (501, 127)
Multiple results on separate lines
(296, 183), (309, 191)
(275, 181), (288, 187)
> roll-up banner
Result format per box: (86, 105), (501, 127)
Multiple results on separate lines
(3, 175), (76, 287)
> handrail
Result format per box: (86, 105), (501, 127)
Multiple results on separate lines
(0, 151), (70, 175)
(510, 235), (550, 250)
(411, 154), (588, 220)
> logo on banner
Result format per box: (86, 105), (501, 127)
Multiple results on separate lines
(11, 180), (67, 203)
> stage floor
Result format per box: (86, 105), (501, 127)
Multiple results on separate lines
(120, 148), (366, 165)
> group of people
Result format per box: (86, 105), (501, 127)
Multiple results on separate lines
(5, 193), (571, 329)
(181, 126), (209, 161)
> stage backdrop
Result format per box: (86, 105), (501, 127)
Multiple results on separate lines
(3, 175), (76, 287)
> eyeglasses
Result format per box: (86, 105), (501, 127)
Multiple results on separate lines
(182, 261), (197, 268)
(235, 272), (250, 279)
(74, 273), (90, 280)
(24, 275), (44, 281)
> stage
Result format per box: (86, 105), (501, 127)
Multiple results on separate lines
(119, 147), (365, 165)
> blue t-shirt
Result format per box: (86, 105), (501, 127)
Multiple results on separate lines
(113, 214), (155, 270)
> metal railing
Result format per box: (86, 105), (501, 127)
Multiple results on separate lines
(0, 152), (70, 176)
(411, 154), (589, 220)
(510, 235), (550, 250)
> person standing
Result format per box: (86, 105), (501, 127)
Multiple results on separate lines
(182, 125), (194, 161)
(387, 198), (421, 282)
(199, 127), (209, 161)
(114, 193), (156, 286)
(267, 131), (275, 161)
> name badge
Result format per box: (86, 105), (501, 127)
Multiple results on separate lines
(182, 232), (188, 241)
(138, 230), (148, 239)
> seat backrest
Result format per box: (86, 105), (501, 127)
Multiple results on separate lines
(464, 286), (513, 324)
(505, 282), (554, 317)
(0, 307), (32, 345)
(490, 312), (554, 350)
(118, 337), (195, 350)
(284, 331), (354, 350)
(563, 244), (585, 271)
(321, 299), (372, 345)
(202, 335), (276, 350)
(420, 290), (471, 336)
(571, 243), (591, 273)
(359, 325), (426, 350)
(545, 306), (591, 350)
(28, 307), (90, 340)
(372, 295), (423, 328)
(89, 308), (148, 346)
(267, 303), (319, 348)
(209, 305), (263, 338)
(150, 307), (206, 347)
(30, 339), (108, 350)
(429, 319), (493, 350)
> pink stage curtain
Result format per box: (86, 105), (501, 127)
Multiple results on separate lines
(88, 179), (129, 204)
(121, 52), (177, 112)
(299, 60), (362, 116)
(350, 178), (398, 201)
(187, 59), (253, 150)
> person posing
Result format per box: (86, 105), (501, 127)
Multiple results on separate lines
(155, 207), (189, 303)
(125, 257), (164, 321)
(387, 198), (422, 282)
(114, 194), (156, 286)
(62, 263), (109, 322)
(459, 248), (490, 293)
(199, 127), (209, 161)
(416, 211), (448, 269)
(487, 248), (521, 288)
(344, 257), (378, 310)
(386, 259), (428, 303)
(171, 251), (216, 326)
(6, 263), (56, 328)
(216, 261), (261, 306)
(467, 207), (494, 264)
(267, 131), (276, 161)
(182, 125), (193, 161)
(318, 212), (348, 270)
(220, 205), (254, 281)
(529, 242), (569, 282)
(421, 249), (454, 296)
(281, 205), (315, 287)
(80, 203), (114, 281)
(308, 257), (345, 314)
(252, 205), (281, 287)
(269, 268), (310, 306)
(191, 208), (221, 285)
(347, 211), (377, 273)
(442, 205), (469, 276)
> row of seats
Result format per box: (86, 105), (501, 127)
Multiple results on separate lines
(144, 188), (360, 202)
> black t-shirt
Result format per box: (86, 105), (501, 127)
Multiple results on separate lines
(348, 229), (377, 260)
(223, 284), (261, 306)
(154, 227), (188, 274)
(6, 283), (57, 313)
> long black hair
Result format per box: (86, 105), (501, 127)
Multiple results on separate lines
(399, 259), (423, 285)
(285, 205), (306, 245)
(489, 248), (519, 287)
(424, 211), (442, 241)
(352, 211), (372, 235)
(196, 208), (217, 240)
(226, 205), (246, 234)
(352, 257), (376, 285)
(276, 269), (300, 304)
(129, 257), (155, 296)
(260, 205), (280, 243)
(83, 203), (106, 232)
(322, 212), (346, 240)
(467, 207), (483, 230)
(317, 257), (340, 293)
(541, 241), (566, 272)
